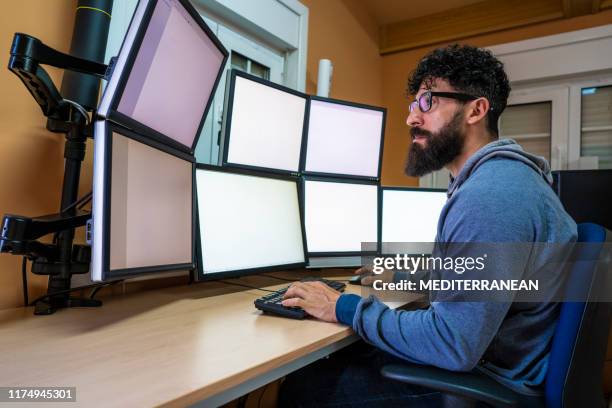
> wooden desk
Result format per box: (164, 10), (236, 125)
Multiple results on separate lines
(0, 272), (420, 407)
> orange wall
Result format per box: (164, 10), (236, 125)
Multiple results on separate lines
(300, 0), (383, 105)
(0, 1), (81, 310)
(381, 9), (612, 186)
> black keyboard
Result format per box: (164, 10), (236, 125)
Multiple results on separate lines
(254, 278), (346, 319)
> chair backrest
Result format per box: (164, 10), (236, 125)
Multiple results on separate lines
(545, 223), (611, 408)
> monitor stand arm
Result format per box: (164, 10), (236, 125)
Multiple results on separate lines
(1, 33), (110, 315)
(8, 33), (107, 123)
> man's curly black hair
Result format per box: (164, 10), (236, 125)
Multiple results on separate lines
(407, 44), (510, 136)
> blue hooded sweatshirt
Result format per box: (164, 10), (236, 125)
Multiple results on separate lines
(335, 139), (577, 396)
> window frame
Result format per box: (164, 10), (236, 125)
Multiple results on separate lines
(505, 86), (569, 170)
(568, 75), (612, 170)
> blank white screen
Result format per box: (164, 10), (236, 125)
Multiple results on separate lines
(382, 189), (447, 243)
(109, 132), (193, 271)
(226, 76), (306, 172)
(304, 180), (378, 253)
(116, 0), (225, 148)
(196, 170), (305, 273)
(305, 100), (383, 178)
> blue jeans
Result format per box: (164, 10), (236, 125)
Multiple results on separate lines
(278, 341), (445, 407)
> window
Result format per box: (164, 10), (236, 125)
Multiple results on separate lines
(416, 24), (612, 187)
(499, 102), (552, 162)
(580, 85), (612, 169)
(230, 51), (270, 80)
(193, 23), (285, 165)
(420, 86), (568, 188)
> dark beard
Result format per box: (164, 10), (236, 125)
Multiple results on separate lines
(404, 110), (465, 177)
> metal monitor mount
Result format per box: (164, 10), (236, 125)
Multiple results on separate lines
(1, 33), (109, 315)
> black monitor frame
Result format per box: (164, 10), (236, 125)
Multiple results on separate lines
(300, 95), (386, 182)
(219, 69), (308, 176)
(92, 120), (196, 281)
(301, 176), (380, 257)
(379, 186), (447, 256)
(195, 164), (308, 281)
(98, 0), (228, 156)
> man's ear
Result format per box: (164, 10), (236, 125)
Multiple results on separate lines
(466, 98), (490, 126)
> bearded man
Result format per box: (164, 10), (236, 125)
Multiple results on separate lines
(279, 44), (577, 407)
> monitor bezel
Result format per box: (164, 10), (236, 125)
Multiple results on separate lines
(92, 120), (196, 282)
(301, 176), (381, 257)
(195, 163), (308, 281)
(98, 0), (229, 156)
(379, 186), (447, 256)
(220, 69), (308, 176)
(300, 95), (387, 182)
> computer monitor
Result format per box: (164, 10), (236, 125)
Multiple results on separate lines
(98, 0), (228, 154)
(302, 97), (385, 180)
(220, 70), (307, 174)
(195, 165), (306, 279)
(552, 169), (612, 230)
(380, 187), (447, 255)
(302, 178), (379, 256)
(91, 120), (195, 282)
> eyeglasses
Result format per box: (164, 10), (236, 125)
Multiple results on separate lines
(409, 91), (478, 113)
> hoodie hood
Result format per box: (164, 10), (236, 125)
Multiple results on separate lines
(447, 138), (552, 198)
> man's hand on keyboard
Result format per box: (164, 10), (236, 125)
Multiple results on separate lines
(281, 281), (341, 322)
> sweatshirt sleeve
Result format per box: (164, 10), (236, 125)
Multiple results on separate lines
(336, 293), (361, 325)
(350, 297), (511, 371)
(340, 179), (534, 371)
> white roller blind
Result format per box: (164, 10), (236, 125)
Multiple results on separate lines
(499, 102), (552, 162)
(581, 86), (612, 169)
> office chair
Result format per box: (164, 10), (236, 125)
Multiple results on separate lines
(381, 223), (611, 407)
